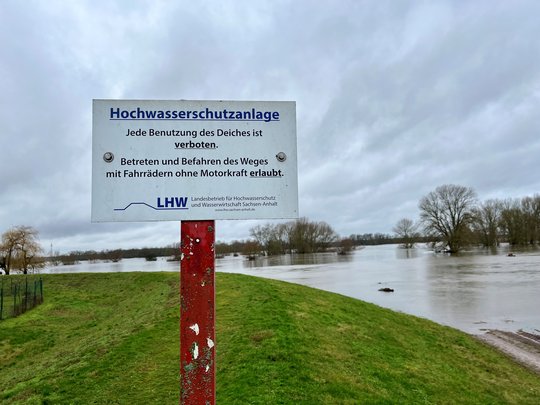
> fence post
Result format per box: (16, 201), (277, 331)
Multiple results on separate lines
(13, 283), (17, 317)
(0, 281), (3, 320)
(24, 277), (28, 313)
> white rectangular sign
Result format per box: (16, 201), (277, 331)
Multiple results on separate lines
(92, 99), (298, 222)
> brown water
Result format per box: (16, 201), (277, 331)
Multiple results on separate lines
(216, 244), (540, 334)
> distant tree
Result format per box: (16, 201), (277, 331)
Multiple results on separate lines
(337, 238), (354, 255)
(0, 229), (18, 274)
(392, 218), (419, 248)
(103, 249), (122, 263)
(145, 253), (157, 261)
(249, 218), (338, 255)
(250, 223), (286, 255)
(471, 199), (502, 247)
(249, 224), (269, 253)
(309, 220), (338, 252)
(520, 195), (540, 244)
(349, 233), (395, 245)
(419, 184), (477, 253)
(499, 199), (528, 245)
(49, 249), (62, 266)
(241, 240), (261, 257)
(0, 226), (44, 274)
(288, 218), (338, 253)
(215, 242), (232, 256)
(229, 240), (245, 254)
(272, 223), (291, 254)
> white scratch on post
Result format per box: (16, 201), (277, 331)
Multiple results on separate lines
(189, 324), (200, 335)
(192, 343), (199, 360)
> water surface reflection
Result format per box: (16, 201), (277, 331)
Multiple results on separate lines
(216, 244), (540, 334)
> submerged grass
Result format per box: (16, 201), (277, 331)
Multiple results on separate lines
(0, 272), (538, 404)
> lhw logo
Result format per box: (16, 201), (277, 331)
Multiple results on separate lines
(114, 197), (189, 212)
(157, 196), (188, 209)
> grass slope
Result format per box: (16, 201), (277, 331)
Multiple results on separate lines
(0, 272), (538, 404)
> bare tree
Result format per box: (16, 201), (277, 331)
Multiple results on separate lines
(419, 184), (477, 253)
(249, 217), (338, 255)
(0, 226), (44, 274)
(287, 218), (315, 254)
(273, 223), (291, 254)
(288, 218), (338, 253)
(499, 198), (528, 246)
(392, 218), (419, 249)
(249, 224), (271, 255)
(0, 229), (19, 274)
(471, 199), (502, 247)
(495, 196), (540, 246)
(250, 223), (288, 255)
(241, 240), (261, 258)
(337, 238), (354, 255)
(313, 221), (339, 252)
(521, 195), (540, 244)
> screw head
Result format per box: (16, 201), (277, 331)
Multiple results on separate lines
(103, 152), (114, 163)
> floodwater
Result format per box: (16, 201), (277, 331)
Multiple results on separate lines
(43, 244), (540, 334)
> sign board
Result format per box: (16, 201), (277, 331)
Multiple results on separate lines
(92, 99), (298, 222)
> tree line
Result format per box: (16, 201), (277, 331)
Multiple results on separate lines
(240, 184), (540, 256)
(214, 217), (342, 256)
(0, 226), (181, 274)
(248, 217), (339, 255)
(56, 245), (180, 264)
(394, 184), (540, 253)
(347, 233), (430, 246)
(2, 184), (538, 272)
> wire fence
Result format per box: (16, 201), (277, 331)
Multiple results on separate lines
(0, 276), (44, 321)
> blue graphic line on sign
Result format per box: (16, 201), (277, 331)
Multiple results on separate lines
(114, 202), (189, 211)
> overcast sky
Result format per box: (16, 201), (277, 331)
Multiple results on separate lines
(1, 1), (539, 254)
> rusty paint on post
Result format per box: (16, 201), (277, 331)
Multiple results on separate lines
(180, 220), (216, 405)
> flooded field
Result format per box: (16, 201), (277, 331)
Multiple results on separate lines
(44, 244), (540, 334)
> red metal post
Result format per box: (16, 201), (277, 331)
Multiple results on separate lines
(180, 220), (216, 405)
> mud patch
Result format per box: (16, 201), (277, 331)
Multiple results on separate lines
(477, 330), (540, 374)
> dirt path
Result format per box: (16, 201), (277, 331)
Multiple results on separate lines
(476, 330), (540, 374)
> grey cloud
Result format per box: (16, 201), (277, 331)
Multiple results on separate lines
(1, 1), (540, 251)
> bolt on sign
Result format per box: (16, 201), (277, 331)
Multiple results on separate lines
(92, 99), (298, 222)
(91, 99), (298, 405)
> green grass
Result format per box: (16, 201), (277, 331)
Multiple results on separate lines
(0, 272), (538, 404)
